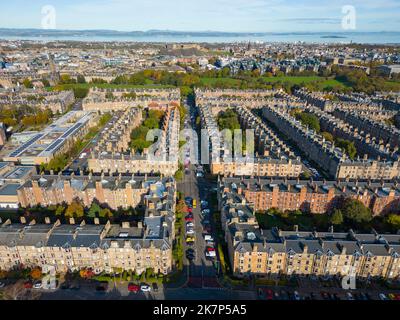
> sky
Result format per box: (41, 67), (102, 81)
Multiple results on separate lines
(0, 0), (399, 33)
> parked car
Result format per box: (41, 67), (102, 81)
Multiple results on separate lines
(293, 291), (301, 300)
(186, 222), (194, 227)
(141, 285), (151, 292)
(23, 281), (33, 289)
(204, 235), (214, 242)
(0, 282), (5, 288)
(202, 209), (210, 215)
(186, 236), (195, 243)
(33, 281), (42, 289)
(206, 241), (215, 247)
(152, 283), (159, 292)
(263, 289), (274, 300)
(200, 200), (208, 207)
(185, 216), (194, 222)
(128, 283), (140, 293)
(346, 292), (355, 300)
(379, 293), (388, 300)
(186, 229), (195, 235)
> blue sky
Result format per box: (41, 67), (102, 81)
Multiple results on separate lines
(0, 0), (399, 32)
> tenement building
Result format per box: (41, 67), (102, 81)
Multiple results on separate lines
(0, 177), (176, 274)
(227, 226), (400, 279)
(262, 105), (400, 180)
(82, 87), (181, 112)
(17, 174), (176, 211)
(218, 178), (400, 279)
(218, 176), (400, 216)
(198, 104), (303, 177)
(88, 106), (180, 175)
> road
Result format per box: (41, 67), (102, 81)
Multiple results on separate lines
(177, 101), (220, 289)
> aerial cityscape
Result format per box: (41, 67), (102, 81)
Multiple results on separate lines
(0, 0), (400, 309)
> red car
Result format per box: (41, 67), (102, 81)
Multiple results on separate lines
(128, 283), (140, 293)
(187, 207), (193, 213)
(263, 289), (274, 300)
(206, 247), (215, 252)
(185, 216), (194, 222)
(24, 281), (33, 289)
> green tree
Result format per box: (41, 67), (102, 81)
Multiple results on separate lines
(55, 205), (65, 216)
(77, 75), (86, 84)
(331, 209), (344, 225)
(386, 214), (400, 229)
(73, 87), (89, 99)
(88, 202), (101, 218)
(341, 199), (372, 223)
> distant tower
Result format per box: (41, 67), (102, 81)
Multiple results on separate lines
(247, 41), (251, 51)
(48, 54), (60, 85)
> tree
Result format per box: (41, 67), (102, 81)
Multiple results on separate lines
(99, 208), (113, 218)
(105, 92), (114, 100)
(22, 78), (33, 88)
(73, 87), (89, 99)
(30, 268), (42, 280)
(386, 214), (400, 230)
(79, 269), (94, 279)
(341, 199), (372, 223)
(331, 209), (344, 225)
(55, 205), (65, 216)
(77, 75), (86, 84)
(65, 201), (84, 218)
(322, 132), (334, 143)
(88, 202), (101, 218)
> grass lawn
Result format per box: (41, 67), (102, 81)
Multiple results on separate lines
(200, 77), (242, 86)
(384, 81), (400, 91)
(199, 75), (349, 91)
(261, 76), (349, 90)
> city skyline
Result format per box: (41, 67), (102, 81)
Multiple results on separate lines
(0, 0), (400, 33)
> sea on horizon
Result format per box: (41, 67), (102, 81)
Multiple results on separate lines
(0, 32), (399, 44)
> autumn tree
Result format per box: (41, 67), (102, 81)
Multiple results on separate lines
(65, 201), (84, 218)
(30, 268), (42, 280)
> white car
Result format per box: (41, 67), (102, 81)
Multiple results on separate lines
(140, 285), (151, 292)
(33, 282), (42, 289)
(186, 229), (195, 235)
(346, 292), (354, 300)
(206, 251), (216, 257)
(204, 235), (214, 242)
(0, 282), (5, 288)
(202, 209), (210, 215)
(379, 293), (388, 300)
(186, 222), (194, 227)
